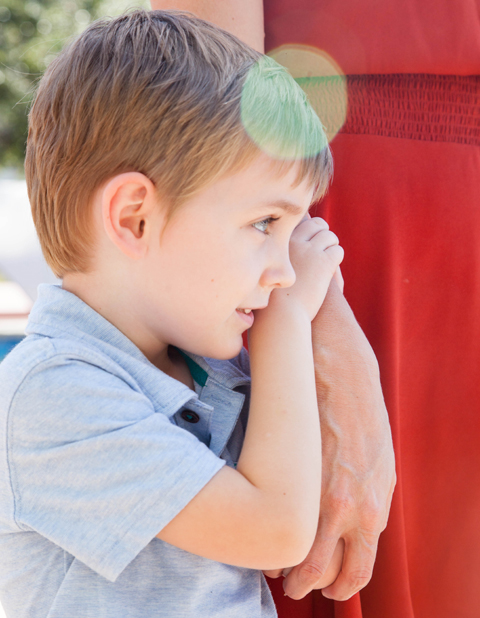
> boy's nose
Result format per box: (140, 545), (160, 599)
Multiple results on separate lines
(260, 252), (296, 291)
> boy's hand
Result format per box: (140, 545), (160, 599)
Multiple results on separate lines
(269, 217), (344, 322)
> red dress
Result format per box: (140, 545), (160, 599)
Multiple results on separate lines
(262, 1), (480, 617)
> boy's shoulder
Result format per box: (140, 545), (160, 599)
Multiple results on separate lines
(0, 334), (79, 413)
(0, 330), (142, 418)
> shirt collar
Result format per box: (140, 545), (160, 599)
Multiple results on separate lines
(27, 283), (250, 394)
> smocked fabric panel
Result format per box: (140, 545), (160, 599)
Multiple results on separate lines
(299, 74), (480, 145)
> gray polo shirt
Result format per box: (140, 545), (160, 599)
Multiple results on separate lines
(0, 284), (276, 618)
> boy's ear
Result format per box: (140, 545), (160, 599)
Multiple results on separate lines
(100, 172), (159, 259)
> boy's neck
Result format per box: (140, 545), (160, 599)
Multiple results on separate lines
(167, 346), (195, 390)
(61, 273), (194, 390)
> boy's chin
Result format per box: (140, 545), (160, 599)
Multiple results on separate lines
(203, 335), (245, 360)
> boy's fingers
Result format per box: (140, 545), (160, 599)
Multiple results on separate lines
(294, 225), (338, 247)
(294, 215), (309, 231)
(294, 216), (328, 234)
(307, 217), (330, 233)
(321, 245), (345, 274)
(319, 230), (340, 248)
(325, 244), (344, 265)
(321, 534), (378, 601)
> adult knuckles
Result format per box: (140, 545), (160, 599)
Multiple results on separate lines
(344, 568), (373, 591)
(324, 491), (387, 536)
(359, 501), (386, 532)
(362, 484), (395, 530)
(327, 492), (356, 522)
(324, 569), (373, 602)
(297, 559), (329, 584)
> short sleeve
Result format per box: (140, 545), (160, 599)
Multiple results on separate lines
(7, 357), (225, 582)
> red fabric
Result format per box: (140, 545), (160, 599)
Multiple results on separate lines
(264, 0), (480, 75)
(260, 2), (480, 617)
(314, 136), (480, 618)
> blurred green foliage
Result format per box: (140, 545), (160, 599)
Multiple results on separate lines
(0, 0), (149, 171)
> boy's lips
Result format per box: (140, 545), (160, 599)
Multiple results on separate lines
(235, 308), (255, 327)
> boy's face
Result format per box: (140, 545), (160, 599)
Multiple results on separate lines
(142, 154), (313, 361)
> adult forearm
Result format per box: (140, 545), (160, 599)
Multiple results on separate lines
(282, 280), (395, 601)
(149, 0), (265, 52)
(312, 281), (382, 404)
(312, 281), (392, 463)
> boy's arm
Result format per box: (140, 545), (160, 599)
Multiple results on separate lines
(158, 220), (341, 570)
(158, 305), (321, 570)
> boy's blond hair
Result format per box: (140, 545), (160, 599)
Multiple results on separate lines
(25, 9), (332, 277)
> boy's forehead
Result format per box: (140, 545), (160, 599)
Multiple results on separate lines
(247, 198), (308, 217)
(211, 155), (314, 212)
(167, 154), (314, 228)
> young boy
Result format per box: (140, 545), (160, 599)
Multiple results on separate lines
(0, 9), (344, 617)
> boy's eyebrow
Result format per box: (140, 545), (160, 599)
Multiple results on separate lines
(254, 199), (308, 216)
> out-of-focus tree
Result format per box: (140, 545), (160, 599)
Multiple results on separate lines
(0, 0), (148, 171)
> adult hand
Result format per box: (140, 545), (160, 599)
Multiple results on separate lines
(263, 539), (344, 589)
(283, 281), (396, 601)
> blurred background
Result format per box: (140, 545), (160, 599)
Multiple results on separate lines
(0, 0), (148, 369)
(1, 5), (149, 611)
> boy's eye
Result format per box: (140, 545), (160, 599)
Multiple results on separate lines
(252, 217), (279, 235)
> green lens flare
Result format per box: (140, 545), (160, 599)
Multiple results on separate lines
(240, 54), (329, 160)
(266, 45), (348, 144)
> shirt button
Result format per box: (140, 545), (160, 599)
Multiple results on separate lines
(181, 409), (200, 424)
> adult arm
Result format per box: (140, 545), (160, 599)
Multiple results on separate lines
(149, 0), (265, 53)
(281, 280), (396, 600)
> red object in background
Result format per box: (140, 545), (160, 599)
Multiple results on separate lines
(258, 1), (480, 617)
